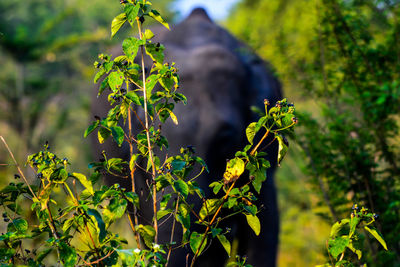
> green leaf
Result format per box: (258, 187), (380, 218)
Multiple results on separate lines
(87, 208), (107, 243)
(160, 194), (172, 210)
(72, 172), (94, 195)
(145, 74), (159, 98)
(84, 120), (100, 138)
(217, 234), (231, 256)
(129, 154), (138, 171)
(251, 169), (267, 194)
(108, 71), (125, 92)
(123, 37), (144, 62)
(126, 91), (141, 105)
(210, 182), (223, 195)
(227, 197), (237, 209)
(148, 9), (170, 30)
(98, 77), (109, 95)
(144, 29), (155, 40)
(223, 157), (245, 183)
(145, 43), (165, 63)
(7, 218), (28, 234)
(124, 3), (140, 25)
(190, 232), (207, 255)
(168, 109), (178, 125)
(111, 13), (127, 38)
(276, 134), (288, 165)
(245, 214), (260, 236)
(177, 203), (191, 230)
(59, 242), (77, 267)
(246, 122), (257, 145)
(211, 228), (222, 238)
(328, 236), (349, 259)
(62, 217), (74, 233)
(349, 216), (360, 237)
(98, 127), (111, 144)
(173, 180), (189, 198)
(330, 219), (349, 238)
(171, 159), (186, 171)
(157, 209), (172, 220)
(111, 126), (125, 146)
(199, 199), (222, 220)
(347, 241), (362, 260)
(364, 226), (387, 250)
(137, 224), (156, 248)
(125, 192), (139, 208)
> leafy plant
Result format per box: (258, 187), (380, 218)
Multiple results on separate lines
(317, 205), (387, 267)
(0, 0), (297, 266)
(229, 0), (400, 265)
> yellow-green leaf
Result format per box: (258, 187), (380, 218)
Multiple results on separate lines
(276, 134), (288, 165)
(246, 122), (257, 145)
(111, 13), (127, 38)
(246, 214), (260, 236)
(72, 172), (94, 195)
(364, 226), (387, 250)
(217, 234), (231, 256)
(223, 157), (245, 183)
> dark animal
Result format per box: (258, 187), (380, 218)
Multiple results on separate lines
(91, 8), (282, 267)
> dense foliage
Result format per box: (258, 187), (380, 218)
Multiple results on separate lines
(0, 1), (297, 266)
(229, 0), (399, 265)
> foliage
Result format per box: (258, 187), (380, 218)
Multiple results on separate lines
(317, 205), (387, 266)
(229, 0), (399, 265)
(0, 1), (297, 266)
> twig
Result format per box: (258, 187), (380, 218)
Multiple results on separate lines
(136, 17), (158, 243)
(165, 198), (179, 267)
(0, 136), (37, 199)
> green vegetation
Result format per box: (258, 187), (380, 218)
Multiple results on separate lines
(0, 0), (396, 265)
(229, 0), (399, 266)
(0, 1), (296, 266)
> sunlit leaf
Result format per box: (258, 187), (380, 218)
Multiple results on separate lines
(111, 13), (127, 38)
(245, 214), (260, 236)
(364, 226), (387, 250)
(217, 234), (231, 256)
(190, 231), (207, 255)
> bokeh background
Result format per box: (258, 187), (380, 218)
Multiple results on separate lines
(1, 0), (399, 266)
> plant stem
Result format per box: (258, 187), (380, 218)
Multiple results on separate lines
(165, 198), (179, 266)
(0, 136), (37, 199)
(136, 17), (158, 243)
(190, 182), (236, 267)
(126, 80), (141, 248)
(250, 129), (270, 156)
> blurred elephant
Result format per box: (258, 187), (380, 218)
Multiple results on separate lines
(91, 8), (282, 267)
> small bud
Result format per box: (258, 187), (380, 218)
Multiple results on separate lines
(373, 213), (379, 220)
(291, 117), (298, 124)
(351, 204), (358, 210)
(4, 218), (9, 222)
(139, 16), (145, 24)
(14, 174), (20, 179)
(264, 99), (270, 106)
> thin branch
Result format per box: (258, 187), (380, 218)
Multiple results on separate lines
(136, 17), (158, 243)
(0, 136), (37, 199)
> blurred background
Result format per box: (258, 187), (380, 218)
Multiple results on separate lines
(1, 0), (399, 266)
